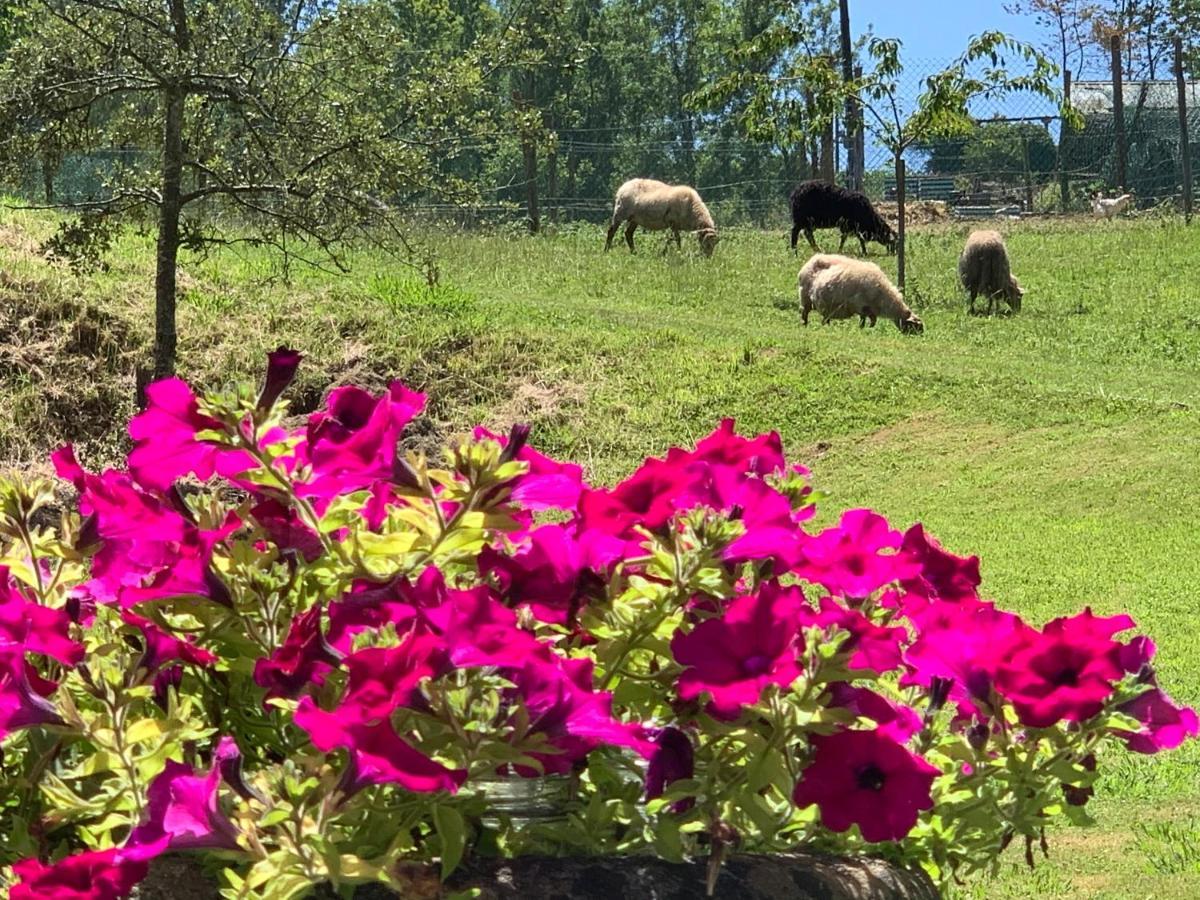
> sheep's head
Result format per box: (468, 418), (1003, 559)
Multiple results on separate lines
(880, 227), (898, 255)
(698, 228), (719, 257)
(1007, 276), (1024, 312)
(897, 313), (924, 335)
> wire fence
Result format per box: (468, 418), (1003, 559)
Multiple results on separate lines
(9, 54), (1200, 227)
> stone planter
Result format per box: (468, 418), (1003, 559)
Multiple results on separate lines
(135, 852), (939, 900)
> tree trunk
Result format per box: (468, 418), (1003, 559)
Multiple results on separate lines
(154, 86), (185, 379)
(41, 152), (55, 203)
(522, 140), (540, 234)
(819, 121), (836, 184)
(1176, 37), (1193, 222)
(1111, 34), (1128, 190)
(839, 0), (859, 191)
(546, 147), (558, 225)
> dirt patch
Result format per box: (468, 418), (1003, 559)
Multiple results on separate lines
(489, 378), (585, 432)
(0, 271), (141, 469)
(876, 201), (951, 226)
(0, 224), (42, 260)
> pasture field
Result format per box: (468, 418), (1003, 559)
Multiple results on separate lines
(1, 208), (1199, 897)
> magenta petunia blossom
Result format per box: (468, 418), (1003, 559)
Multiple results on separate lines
(792, 729), (938, 842)
(339, 631), (449, 722)
(902, 598), (1025, 713)
(671, 581), (806, 719)
(294, 696), (466, 795)
(0, 648), (65, 739)
(719, 476), (808, 570)
(256, 346), (304, 412)
(421, 581), (543, 669)
(665, 418), (787, 477)
(9, 848), (149, 900)
(250, 499), (324, 562)
(474, 426), (585, 513)
(801, 596), (906, 674)
(506, 654), (653, 775)
(295, 382), (425, 504)
(325, 575), (429, 654)
(1114, 687), (1200, 754)
(121, 611), (218, 672)
(578, 456), (713, 539)
(127, 377), (254, 491)
(478, 524), (595, 625)
(798, 509), (921, 599)
(253, 604), (342, 701)
(992, 611), (1126, 728)
(126, 758), (241, 854)
(0, 569), (83, 665)
(644, 726), (695, 812)
(825, 683), (923, 742)
(898, 524), (981, 603)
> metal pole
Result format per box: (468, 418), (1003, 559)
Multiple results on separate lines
(896, 155), (906, 292)
(1111, 34), (1128, 191)
(1176, 37), (1193, 223)
(1059, 69), (1071, 213)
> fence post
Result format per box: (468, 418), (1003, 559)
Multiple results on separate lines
(1111, 34), (1128, 191)
(1059, 69), (1071, 213)
(896, 155), (906, 293)
(1176, 37), (1193, 223)
(1022, 134), (1035, 211)
(839, 0), (860, 191)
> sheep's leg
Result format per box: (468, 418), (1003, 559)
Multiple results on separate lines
(790, 223), (802, 251)
(858, 233), (868, 255)
(859, 310), (867, 328)
(839, 231), (850, 252)
(801, 301), (811, 325)
(624, 221), (637, 253)
(804, 228), (819, 251)
(968, 290), (977, 315)
(605, 218), (621, 251)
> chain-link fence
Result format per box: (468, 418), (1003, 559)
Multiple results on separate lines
(8, 58), (1198, 226)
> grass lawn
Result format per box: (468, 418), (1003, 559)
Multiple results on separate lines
(2, 208), (1199, 896)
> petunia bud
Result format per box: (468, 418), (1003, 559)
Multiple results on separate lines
(256, 347), (303, 414)
(967, 721), (990, 752)
(927, 676), (953, 714)
(498, 423), (531, 463)
(214, 736), (266, 804)
(392, 454), (422, 490)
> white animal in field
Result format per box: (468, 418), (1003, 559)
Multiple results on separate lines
(604, 178), (719, 256)
(798, 253), (924, 334)
(1091, 192), (1134, 220)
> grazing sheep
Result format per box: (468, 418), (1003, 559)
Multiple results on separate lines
(604, 178), (719, 256)
(958, 230), (1023, 315)
(798, 253), (923, 334)
(789, 180), (897, 255)
(1091, 191), (1135, 220)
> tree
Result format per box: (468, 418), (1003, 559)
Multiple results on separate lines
(0, 0), (491, 379)
(918, 121), (1057, 183)
(853, 33), (1066, 289)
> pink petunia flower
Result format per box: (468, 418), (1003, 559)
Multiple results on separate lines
(671, 581), (806, 719)
(474, 426), (585, 513)
(992, 609), (1127, 728)
(121, 611), (217, 672)
(792, 729), (938, 842)
(294, 382), (425, 506)
(253, 604), (343, 701)
(0, 648), (65, 739)
(478, 524), (598, 626)
(127, 377), (253, 491)
(421, 581), (543, 669)
(126, 758), (241, 854)
(8, 848), (149, 900)
(0, 569), (83, 665)
(664, 418), (787, 478)
(338, 631), (450, 722)
(801, 596), (906, 674)
(825, 683), (923, 742)
(644, 726), (696, 812)
(294, 696), (466, 795)
(798, 509), (921, 600)
(898, 524), (981, 603)
(506, 654), (653, 775)
(1114, 687), (1200, 754)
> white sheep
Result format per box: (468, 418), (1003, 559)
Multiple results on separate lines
(604, 178), (719, 256)
(1091, 191), (1135, 220)
(958, 230), (1023, 315)
(798, 253), (923, 334)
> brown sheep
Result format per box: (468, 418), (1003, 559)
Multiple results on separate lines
(958, 230), (1023, 315)
(604, 178), (719, 257)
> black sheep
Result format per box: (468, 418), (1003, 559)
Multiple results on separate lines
(789, 181), (897, 255)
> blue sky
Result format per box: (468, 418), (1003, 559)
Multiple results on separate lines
(852, 0), (1043, 64)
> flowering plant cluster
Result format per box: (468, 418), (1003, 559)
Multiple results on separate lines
(0, 350), (1193, 899)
